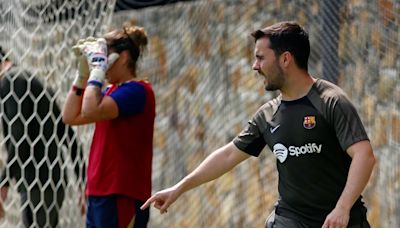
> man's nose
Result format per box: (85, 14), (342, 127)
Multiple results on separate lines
(252, 62), (259, 70)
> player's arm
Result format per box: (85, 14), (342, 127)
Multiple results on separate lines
(63, 87), (118, 125)
(82, 86), (118, 120)
(63, 37), (119, 125)
(141, 142), (250, 213)
(322, 140), (375, 228)
(338, 140), (375, 211)
(175, 142), (250, 193)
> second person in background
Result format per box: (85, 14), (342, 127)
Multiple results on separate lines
(62, 22), (155, 228)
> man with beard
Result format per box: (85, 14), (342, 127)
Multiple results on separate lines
(140, 21), (375, 228)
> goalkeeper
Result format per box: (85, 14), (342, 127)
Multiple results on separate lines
(62, 23), (155, 228)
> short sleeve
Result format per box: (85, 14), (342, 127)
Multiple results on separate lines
(233, 111), (267, 157)
(109, 82), (146, 117)
(333, 94), (369, 151)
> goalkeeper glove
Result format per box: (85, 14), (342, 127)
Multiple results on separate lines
(71, 39), (90, 89)
(74, 37), (119, 88)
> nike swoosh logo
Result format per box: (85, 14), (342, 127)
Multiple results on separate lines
(270, 125), (280, 133)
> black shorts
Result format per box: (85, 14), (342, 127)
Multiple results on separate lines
(265, 210), (371, 228)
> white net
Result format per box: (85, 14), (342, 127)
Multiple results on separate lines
(0, 0), (116, 227)
(1, 0), (399, 227)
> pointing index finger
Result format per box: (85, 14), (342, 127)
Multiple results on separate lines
(140, 196), (155, 210)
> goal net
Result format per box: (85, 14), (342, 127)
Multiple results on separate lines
(0, 0), (116, 227)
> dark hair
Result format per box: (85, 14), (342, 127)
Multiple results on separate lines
(105, 23), (148, 75)
(251, 21), (310, 71)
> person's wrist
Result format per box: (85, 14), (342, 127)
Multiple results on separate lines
(176, 176), (193, 195)
(72, 85), (85, 96)
(335, 202), (351, 212)
(72, 69), (88, 88)
(87, 68), (105, 88)
(78, 56), (89, 76)
(87, 80), (103, 88)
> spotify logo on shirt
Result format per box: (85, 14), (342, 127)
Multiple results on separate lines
(272, 143), (322, 163)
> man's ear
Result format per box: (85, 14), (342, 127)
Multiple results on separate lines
(0, 61), (12, 76)
(279, 51), (292, 68)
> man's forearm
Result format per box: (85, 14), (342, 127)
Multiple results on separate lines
(336, 147), (375, 211)
(176, 142), (249, 195)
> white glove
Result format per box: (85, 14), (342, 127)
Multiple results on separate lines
(74, 37), (119, 88)
(71, 39), (90, 89)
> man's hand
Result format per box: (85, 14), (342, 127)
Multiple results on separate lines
(322, 206), (350, 228)
(140, 186), (181, 214)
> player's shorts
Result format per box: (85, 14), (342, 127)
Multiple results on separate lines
(86, 194), (149, 228)
(265, 209), (371, 228)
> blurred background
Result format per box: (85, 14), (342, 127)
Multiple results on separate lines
(0, 0), (399, 227)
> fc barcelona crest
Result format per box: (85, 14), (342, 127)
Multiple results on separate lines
(303, 116), (316, 129)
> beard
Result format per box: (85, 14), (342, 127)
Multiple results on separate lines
(265, 81), (280, 91)
(263, 65), (284, 91)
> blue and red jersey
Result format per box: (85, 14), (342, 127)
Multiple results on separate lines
(86, 80), (155, 202)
